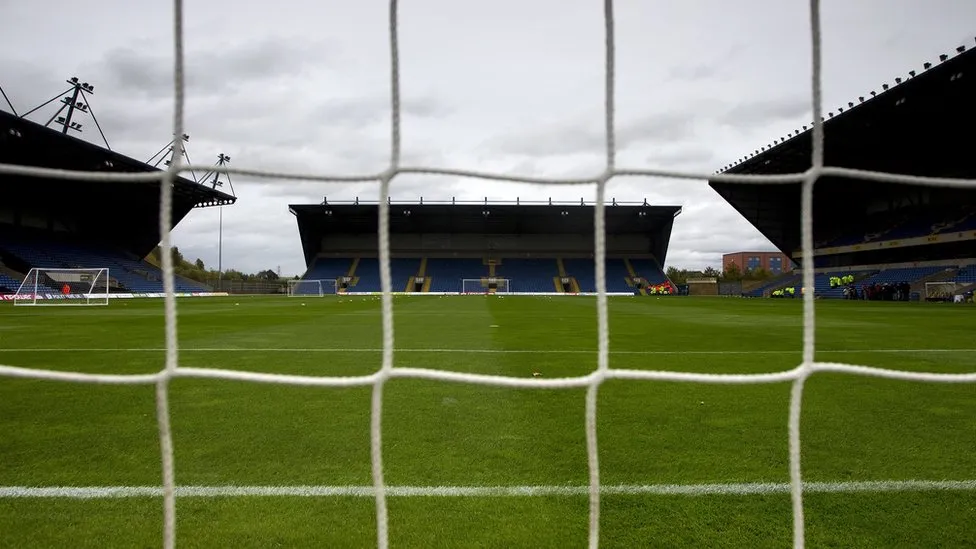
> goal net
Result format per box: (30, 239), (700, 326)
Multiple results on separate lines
(1, 2), (975, 549)
(461, 277), (510, 294)
(13, 267), (110, 306)
(925, 281), (962, 301)
(287, 279), (336, 297)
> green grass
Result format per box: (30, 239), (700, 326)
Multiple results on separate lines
(0, 295), (974, 548)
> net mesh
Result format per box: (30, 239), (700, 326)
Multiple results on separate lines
(0, 1), (975, 548)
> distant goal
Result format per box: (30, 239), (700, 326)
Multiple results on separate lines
(925, 281), (964, 302)
(14, 267), (110, 306)
(287, 279), (337, 297)
(462, 277), (511, 294)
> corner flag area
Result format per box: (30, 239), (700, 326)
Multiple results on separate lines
(0, 296), (973, 547)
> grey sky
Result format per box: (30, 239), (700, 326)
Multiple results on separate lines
(2, 0), (973, 276)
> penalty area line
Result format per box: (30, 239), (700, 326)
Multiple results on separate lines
(1, 480), (974, 499)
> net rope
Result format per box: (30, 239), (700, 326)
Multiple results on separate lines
(0, 0), (975, 548)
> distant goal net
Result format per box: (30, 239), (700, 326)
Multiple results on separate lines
(925, 281), (964, 302)
(287, 279), (337, 297)
(14, 267), (110, 306)
(461, 277), (510, 294)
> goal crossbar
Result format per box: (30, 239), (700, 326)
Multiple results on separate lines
(13, 267), (110, 306)
(461, 277), (510, 294)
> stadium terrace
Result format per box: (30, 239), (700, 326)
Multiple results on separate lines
(710, 41), (976, 302)
(288, 199), (681, 296)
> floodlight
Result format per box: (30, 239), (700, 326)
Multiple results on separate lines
(940, 54), (948, 62)
(895, 77), (902, 84)
(924, 62), (932, 69)
(70, 76), (78, 83)
(882, 84), (889, 90)
(561, 210), (568, 216)
(957, 46), (966, 53)
(870, 91), (876, 97)
(403, 210), (411, 216)
(909, 70), (916, 77)
(859, 96), (864, 102)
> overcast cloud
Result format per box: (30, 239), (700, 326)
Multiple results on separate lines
(2, 0), (974, 276)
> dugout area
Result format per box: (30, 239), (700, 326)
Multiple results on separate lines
(289, 200), (682, 295)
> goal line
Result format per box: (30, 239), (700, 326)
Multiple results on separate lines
(3, 479), (974, 499)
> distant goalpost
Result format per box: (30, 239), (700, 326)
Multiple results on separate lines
(925, 281), (963, 301)
(461, 278), (511, 295)
(14, 267), (110, 306)
(287, 279), (337, 297)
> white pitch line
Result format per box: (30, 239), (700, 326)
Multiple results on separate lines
(0, 348), (974, 355)
(0, 480), (973, 499)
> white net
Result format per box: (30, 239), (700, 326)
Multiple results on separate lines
(461, 277), (510, 294)
(925, 281), (961, 301)
(14, 267), (110, 306)
(0, 1), (975, 549)
(287, 279), (336, 297)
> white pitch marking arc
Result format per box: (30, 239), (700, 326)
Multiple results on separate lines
(1, 480), (973, 499)
(0, 348), (974, 355)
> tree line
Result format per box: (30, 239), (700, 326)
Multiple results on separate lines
(147, 246), (286, 284)
(666, 263), (775, 285)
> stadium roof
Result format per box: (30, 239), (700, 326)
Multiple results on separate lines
(0, 110), (236, 209)
(0, 110), (237, 255)
(708, 41), (976, 257)
(289, 199), (682, 266)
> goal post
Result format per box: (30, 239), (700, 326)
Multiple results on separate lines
(925, 281), (962, 302)
(287, 279), (336, 297)
(461, 277), (511, 294)
(13, 267), (110, 306)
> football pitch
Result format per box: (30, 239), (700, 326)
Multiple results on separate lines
(0, 295), (973, 548)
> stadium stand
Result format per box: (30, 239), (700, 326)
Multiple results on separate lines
(711, 44), (976, 299)
(0, 231), (208, 293)
(354, 258), (381, 292)
(742, 273), (802, 298)
(291, 200), (682, 296)
(496, 258), (557, 293)
(955, 265), (976, 284)
(0, 272), (20, 293)
(303, 257), (353, 282)
(426, 258), (486, 293)
(299, 256), (676, 295)
(0, 102), (235, 298)
(389, 258), (422, 292)
(857, 266), (945, 287)
(629, 258), (669, 285)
